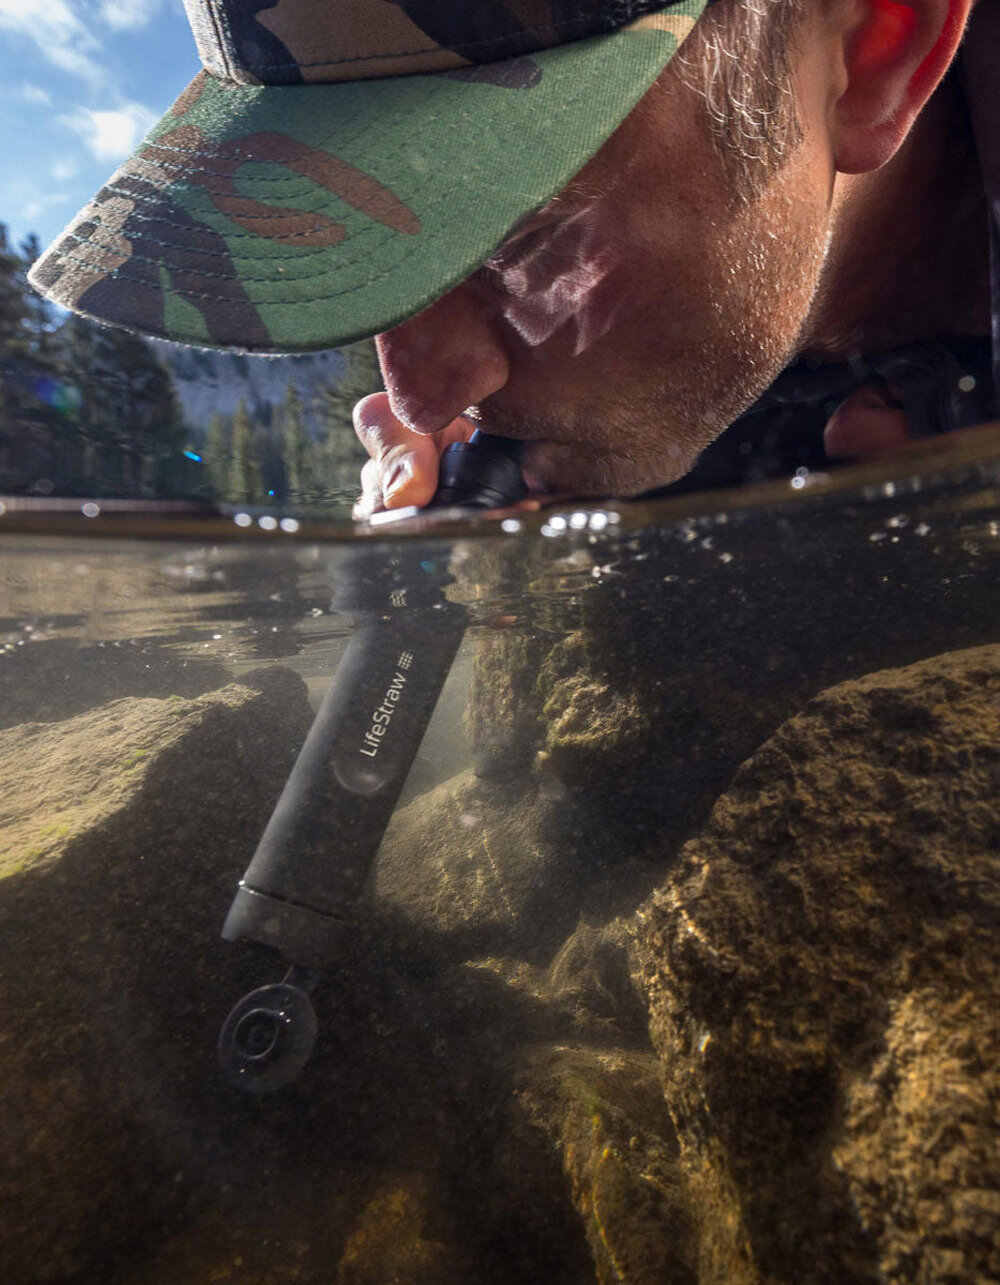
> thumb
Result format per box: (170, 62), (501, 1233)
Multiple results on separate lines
(353, 392), (474, 511)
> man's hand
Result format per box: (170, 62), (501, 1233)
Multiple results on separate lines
(351, 392), (476, 519)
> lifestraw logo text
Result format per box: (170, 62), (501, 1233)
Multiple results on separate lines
(359, 654), (412, 758)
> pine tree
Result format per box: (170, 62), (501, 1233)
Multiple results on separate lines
(311, 338), (378, 502)
(18, 234), (57, 360)
(0, 225), (27, 350)
(227, 398), (264, 504)
(0, 226), (66, 490)
(0, 226), (194, 497)
(280, 381), (308, 502)
(60, 315), (186, 495)
(251, 413), (282, 501)
(202, 411), (231, 498)
(317, 337), (383, 447)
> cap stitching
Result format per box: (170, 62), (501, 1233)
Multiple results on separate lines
(104, 152), (400, 183)
(62, 213), (385, 258)
(85, 189), (362, 230)
(90, 176), (414, 240)
(202, 0), (236, 81)
(101, 170), (382, 201)
(140, 137), (388, 166)
(50, 243), (429, 304)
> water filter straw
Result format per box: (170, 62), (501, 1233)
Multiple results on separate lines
(220, 554), (468, 970)
(218, 434), (526, 1092)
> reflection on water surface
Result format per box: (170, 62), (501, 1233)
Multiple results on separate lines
(2, 434), (1000, 1284)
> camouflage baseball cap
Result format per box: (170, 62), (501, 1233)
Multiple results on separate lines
(30, 0), (708, 354)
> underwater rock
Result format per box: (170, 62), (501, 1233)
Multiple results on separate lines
(461, 918), (696, 1284)
(464, 628), (546, 780)
(463, 610), (804, 885)
(543, 917), (650, 1047)
(636, 643), (1000, 1284)
(507, 1043), (697, 1285)
(372, 767), (583, 961)
(335, 1172), (469, 1284)
(0, 672), (314, 1284)
(538, 632), (651, 788)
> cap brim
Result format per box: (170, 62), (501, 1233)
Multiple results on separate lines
(30, 3), (703, 354)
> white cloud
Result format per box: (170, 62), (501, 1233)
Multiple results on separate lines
(0, 0), (102, 84)
(16, 83), (53, 106)
(50, 156), (79, 181)
(97, 0), (160, 31)
(59, 101), (158, 163)
(18, 190), (71, 225)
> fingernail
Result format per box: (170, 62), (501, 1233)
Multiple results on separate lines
(383, 457), (413, 500)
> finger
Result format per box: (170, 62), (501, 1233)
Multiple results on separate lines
(352, 458), (383, 521)
(353, 392), (474, 510)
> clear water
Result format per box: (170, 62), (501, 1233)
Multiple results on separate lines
(2, 431), (1000, 1283)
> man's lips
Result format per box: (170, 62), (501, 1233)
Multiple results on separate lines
(520, 445), (552, 495)
(520, 438), (597, 495)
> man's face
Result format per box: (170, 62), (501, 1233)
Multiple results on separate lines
(376, 13), (837, 496)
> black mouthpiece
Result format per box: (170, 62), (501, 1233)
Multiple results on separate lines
(429, 430), (527, 510)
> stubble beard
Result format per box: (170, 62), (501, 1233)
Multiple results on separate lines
(467, 68), (831, 500)
(473, 198), (831, 499)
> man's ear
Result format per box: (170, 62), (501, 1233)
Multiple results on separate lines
(833, 0), (973, 173)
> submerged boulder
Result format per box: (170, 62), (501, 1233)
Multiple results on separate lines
(510, 1043), (697, 1285)
(481, 919), (699, 1285)
(0, 672), (314, 1283)
(334, 1172), (470, 1285)
(372, 767), (585, 962)
(636, 643), (1000, 1284)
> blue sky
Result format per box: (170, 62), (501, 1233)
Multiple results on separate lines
(1, 0), (199, 254)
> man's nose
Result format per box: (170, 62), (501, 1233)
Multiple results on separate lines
(376, 274), (511, 433)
